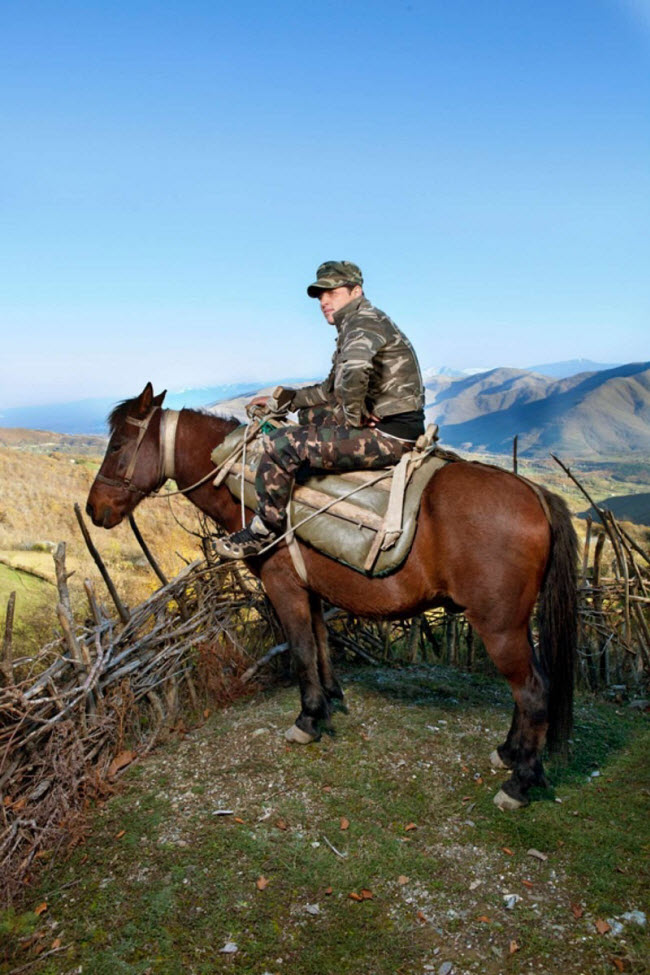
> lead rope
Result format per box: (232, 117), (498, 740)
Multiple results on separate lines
(251, 466), (398, 558)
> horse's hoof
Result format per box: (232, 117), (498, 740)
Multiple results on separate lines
(493, 788), (525, 811)
(285, 724), (317, 744)
(490, 749), (510, 770)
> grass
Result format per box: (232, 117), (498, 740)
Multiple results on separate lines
(2, 665), (648, 975)
(0, 443), (205, 661)
(0, 562), (57, 654)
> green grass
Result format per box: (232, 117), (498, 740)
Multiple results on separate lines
(0, 562), (57, 655)
(2, 666), (649, 975)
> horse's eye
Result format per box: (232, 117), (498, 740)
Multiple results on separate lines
(109, 440), (124, 454)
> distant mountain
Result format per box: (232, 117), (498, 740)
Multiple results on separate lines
(423, 359), (621, 382)
(424, 367), (553, 426)
(421, 365), (485, 380)
(579, 492), (650, 527)
(526, 358), (621, 379)
(431, 361), (650, 457)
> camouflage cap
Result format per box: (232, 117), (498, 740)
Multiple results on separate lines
(307, 260), (364, 298)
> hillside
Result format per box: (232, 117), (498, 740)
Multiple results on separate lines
(580, 492), (650, 527)
(0, 427), (107, 454)
(0, 443), (204, 652)
(423, 367), (553, 425)
(430, 362), (650, 457)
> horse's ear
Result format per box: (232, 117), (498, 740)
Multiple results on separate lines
(152, 389), (167, 408)
(136, 382), (155, 416)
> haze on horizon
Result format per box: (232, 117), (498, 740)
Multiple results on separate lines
(2, 0), (648, 409)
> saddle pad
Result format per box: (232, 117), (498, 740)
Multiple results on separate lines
(211, 425), (449, 576)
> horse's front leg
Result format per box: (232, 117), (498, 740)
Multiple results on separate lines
(310, 593), (346, 713)
(261, 564), (331, 743)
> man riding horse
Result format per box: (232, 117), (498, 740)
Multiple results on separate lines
(213, 260), (426, 559)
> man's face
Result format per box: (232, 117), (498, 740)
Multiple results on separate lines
(318, 285), (361, 324)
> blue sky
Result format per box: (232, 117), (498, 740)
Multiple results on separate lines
(2, 0), (648, 407)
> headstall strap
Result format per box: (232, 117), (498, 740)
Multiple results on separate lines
(123, 408), (159, 485)
(158, 410), (180, 485)
(95, 406), (161, 494)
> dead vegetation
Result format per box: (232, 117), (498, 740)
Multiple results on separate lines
(0, 445), (202, 603)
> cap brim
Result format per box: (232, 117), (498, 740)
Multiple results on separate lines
(306, 278), (350, 297)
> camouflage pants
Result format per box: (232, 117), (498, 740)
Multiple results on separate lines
(255, 406), (414, 531)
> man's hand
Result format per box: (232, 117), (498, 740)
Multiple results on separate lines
(363, 413), (381, 428)
(245, 387), (295, 420)
(248, 395), (271, 411)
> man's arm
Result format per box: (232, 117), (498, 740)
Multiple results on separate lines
(335, 324), (385, 426)
(289, 378), (330, 410)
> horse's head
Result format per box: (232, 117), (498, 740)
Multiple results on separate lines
(86, 382), (167, 528)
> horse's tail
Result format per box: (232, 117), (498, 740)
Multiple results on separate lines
(537, 488), (578, 756)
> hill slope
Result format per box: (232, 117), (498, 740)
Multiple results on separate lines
(429, 362), (650, 457)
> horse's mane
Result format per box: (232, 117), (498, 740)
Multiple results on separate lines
(108, 396), (140, 436)
(107, 397), (240, 436)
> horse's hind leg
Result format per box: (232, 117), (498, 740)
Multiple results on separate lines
(480, 627), (549, 809)
(490, 705), (519, 770)
(310, 594), (346, 713)
(490, 627), (538, 771)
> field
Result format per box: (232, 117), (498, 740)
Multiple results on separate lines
(1, 667), (648, 974)
(0, 438), (204, 653)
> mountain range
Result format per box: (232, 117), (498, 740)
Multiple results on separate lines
(1, 360), (649, 459)
(208, 361), (650, 459)
(423, 361), (650, 457)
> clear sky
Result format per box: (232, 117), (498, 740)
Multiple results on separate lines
(2, 0), (648, 407)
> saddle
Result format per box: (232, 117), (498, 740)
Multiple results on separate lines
(211, 421), (452, 576)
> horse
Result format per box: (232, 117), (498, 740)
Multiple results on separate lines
(86, 382), (578, 810)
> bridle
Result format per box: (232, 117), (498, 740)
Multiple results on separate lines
(95, 406), (179, 497)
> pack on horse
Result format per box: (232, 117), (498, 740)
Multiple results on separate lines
(86, 382), (578, 810)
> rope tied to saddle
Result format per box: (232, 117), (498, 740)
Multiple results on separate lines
(210, 407), (441, 577)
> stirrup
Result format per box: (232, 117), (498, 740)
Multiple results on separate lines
(212, 515), (279, 560)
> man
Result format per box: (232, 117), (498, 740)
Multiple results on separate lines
(214, 260), (425, 559)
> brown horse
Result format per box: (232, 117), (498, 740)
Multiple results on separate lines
(86, 383), (578, 809)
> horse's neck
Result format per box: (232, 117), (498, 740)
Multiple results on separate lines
(170, 409), (242, 528)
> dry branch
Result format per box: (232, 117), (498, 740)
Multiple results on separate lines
(2, 592), (16, 687)
(74, 503), (130, 623)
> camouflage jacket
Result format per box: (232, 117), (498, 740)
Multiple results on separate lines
(288, 297), (424, 427)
